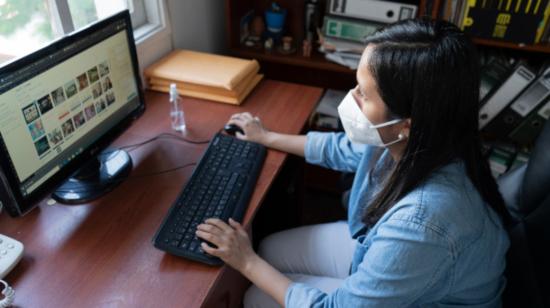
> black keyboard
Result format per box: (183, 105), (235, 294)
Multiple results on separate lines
(152, 132), (266, 265)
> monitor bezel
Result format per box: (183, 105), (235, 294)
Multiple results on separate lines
(0, 10), (145, 216)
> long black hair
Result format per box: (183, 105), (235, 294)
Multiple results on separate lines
(362, 18), (511, 227)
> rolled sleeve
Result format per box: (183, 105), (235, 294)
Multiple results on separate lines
(285, 282), (326, 308)
(305, 131), (367, 173)
(284, 216), (454, 307)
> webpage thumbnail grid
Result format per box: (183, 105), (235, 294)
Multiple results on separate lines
(21, 60), (116, 158)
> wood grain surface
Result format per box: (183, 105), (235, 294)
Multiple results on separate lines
(0, 80), (322, 308)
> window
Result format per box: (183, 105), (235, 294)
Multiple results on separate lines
(67, 0), (129, 31)
(0, 0), (60, 63)
(0, 0), (162, 65)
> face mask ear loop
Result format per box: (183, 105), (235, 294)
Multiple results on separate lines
(382, 133), (406, 147)
(369, 118), (404, 129)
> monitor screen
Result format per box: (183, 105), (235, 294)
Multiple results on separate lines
(0, 11), (144, 216)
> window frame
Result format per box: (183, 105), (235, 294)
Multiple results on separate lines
(52, 0), (172, 75)
(50, 0), (169, 44)
(1, 0), (171, 75)
(132, 0), (169, 45)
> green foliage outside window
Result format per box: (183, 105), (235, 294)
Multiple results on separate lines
(0, 0), (54, 40)
(0, 0), (97, 40)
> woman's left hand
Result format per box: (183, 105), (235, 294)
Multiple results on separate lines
(196, 218), (257, 272)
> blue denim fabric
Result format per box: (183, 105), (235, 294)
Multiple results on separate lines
(285, 132), (509, 307)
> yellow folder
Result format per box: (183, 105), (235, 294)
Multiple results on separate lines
(144, 49), (260, 90)
(149, 70), (258, 99)
(150, 74), (263, 105)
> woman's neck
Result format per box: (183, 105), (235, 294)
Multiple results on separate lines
(388, 140), (407, 161)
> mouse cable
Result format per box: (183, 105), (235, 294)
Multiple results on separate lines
(99, 133), (210, 157)
(52, 162), (197, 194)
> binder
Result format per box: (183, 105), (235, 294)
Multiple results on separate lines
(144, 49), (260, 90)
(455, 0), (469, 27)
(479, 56), (514, 101)
(322, 15), (383, 43)
(535, 1), (550, 43)
(508, 97), (550, 145)
(440, 0), (465, 25)
(542, 9), (550, 42)
(328, 0), (418, 24)
(482, 66), (550, 138)
(461, 0), (550, 44)
(479, 63), (536, 129)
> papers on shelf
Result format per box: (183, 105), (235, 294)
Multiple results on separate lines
(317, 29), (364, 70)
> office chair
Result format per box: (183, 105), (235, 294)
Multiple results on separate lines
(498, 119), (550, 308)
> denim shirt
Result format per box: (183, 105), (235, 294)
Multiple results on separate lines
(285, 132), (510, 307)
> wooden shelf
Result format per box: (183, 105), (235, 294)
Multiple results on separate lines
(226, 0), (550, 91)
(472, 38), (550, 54)
(225, 0), (358, 89)
(230, 46), (356, 74)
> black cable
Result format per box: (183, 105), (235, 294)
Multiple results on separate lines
(99, 133), (210, 156)
(153, 132), (211, 145)
(53, 162), (197, 193)
(129, 162), (197, 178)
(52, 133), (214, 193)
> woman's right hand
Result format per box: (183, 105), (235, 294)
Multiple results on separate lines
(226, 112), (270, 144)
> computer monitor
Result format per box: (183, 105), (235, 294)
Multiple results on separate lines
(0, 10), (144, 216)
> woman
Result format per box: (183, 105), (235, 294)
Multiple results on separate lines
(196, 18), (510, 307)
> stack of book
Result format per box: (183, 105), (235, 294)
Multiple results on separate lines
(479, 57), (550, 147)
(144, 50), (263, 105)
(431, 0), (550, 44)
(318, 0), (418, 69)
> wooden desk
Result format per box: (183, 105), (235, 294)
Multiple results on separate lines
(0, 80), (322, 307)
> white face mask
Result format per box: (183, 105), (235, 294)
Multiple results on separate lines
(337, 90), (405, 147)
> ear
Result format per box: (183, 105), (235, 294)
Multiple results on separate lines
(401, 118), (411, 138)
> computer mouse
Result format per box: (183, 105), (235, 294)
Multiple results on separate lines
(223, 123), (244, 136)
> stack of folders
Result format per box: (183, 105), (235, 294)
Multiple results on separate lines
(144, 50), (263, 105)
(319, 0), (418, 69)
(479, 59), (550, 146)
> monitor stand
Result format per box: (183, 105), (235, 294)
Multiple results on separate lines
(52, 149), (132, 204)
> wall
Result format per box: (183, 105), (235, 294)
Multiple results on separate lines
(166, 0), (226, 54)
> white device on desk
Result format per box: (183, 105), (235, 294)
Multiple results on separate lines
(0, 234), (23, 307)
(0, 234), (23, 279)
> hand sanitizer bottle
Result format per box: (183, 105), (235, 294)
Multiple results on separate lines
(169, 83), (186, 131)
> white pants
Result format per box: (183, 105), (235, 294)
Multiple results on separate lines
(244, 221), (356, 308)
